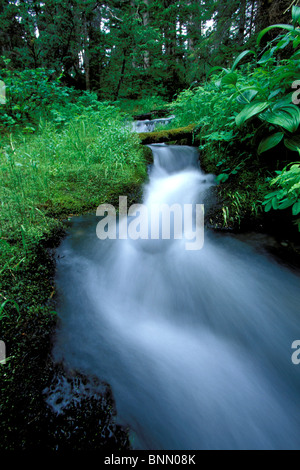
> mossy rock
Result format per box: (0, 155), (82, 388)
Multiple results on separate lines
(138, 124), (199, 145)
(141, 144), (154, 163)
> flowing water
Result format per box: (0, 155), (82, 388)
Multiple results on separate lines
(52, 139), (300, 450)
(132, 115), (175, 133)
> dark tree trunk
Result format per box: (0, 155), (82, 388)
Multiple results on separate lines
(187, 0), (202, 51)
(214, 0), (239, 53)
(114, 52), (127, 100)
(141, 0), (150, 69)
(255, 0), (272, 32)
(83, 13), (90, 91)
(249, 0), (256, 37)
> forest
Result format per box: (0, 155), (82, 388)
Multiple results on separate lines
(0, 0), (295, 99)
(0, 0), (300, 453)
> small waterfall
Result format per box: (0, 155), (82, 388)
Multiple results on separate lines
(52, 136), (300, 450)
(132, 115), (175, 133)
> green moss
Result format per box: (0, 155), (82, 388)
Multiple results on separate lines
(141, 144), (154, 164)
(138, 124), (198, 145)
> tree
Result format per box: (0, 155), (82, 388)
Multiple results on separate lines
(1, 0), (295, 101)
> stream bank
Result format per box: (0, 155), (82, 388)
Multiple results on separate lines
(0, 152), (147, 451)
(0, 223), (132, 452)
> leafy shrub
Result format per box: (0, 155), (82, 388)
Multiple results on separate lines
(166, 7), (300, 232)
(0, 64), (116, 131)
(263, 162), (300, 231)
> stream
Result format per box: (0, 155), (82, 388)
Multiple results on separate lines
(51, 120), (300, 450)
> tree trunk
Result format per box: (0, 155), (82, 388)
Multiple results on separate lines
(187, 0), (202, 51)
(249, 0), (256, 37)
(255, 0), (292, 40)
(141, 0), (150, 69)
(214, 0), (239, 53)
(83, 13), (90, 91)
(255, 0), (272, 32)
(114, 52), (127, 100)
(238, 0), (247, 46)
(163, 0), (177, 57)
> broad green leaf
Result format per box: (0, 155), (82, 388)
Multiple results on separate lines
(257, 25), (300, 46)
(284, 136), (300, 152)
(221, 72), (238, 86)
(236, 102), (269, 128)
(264, 201), (273, 212)
(292, 201), (300, 215)
(264, 191), (281, 199)
(272, 198), (280, 210)
(272, 94), (294, 110)
(292, 6), (300, 27)
(258, 132), (284, 155)
(291, 49), (300, 58)
(231, 50), (255, 72)
(293, 36), (300, 48)
(268, 89), (282, 100)
(258, 47), (276, 64)
(208, 66), (229, 76)
(278, 198), (296, 210)
(276, 37), (293, 50)
(261, 105), (300, 133)
(216, 174), (229, 183)
(237, 89), (259, 105)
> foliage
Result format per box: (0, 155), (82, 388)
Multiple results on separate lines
(0, 65), (113, 131)
(165, 6), (300, 233)
(263, 162), (300, 231)
(0, 0), (290, 100)
(116, 95), (169, 117)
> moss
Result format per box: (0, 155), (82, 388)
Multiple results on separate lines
(141, 144), (154, 164)
(138, 124), (198, 145)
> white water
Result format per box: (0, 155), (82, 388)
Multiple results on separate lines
(132, 115), (175, 133)
(53, 143), (300, 450)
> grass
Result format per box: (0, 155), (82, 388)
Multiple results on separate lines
(0, 106), (147, 345)
(0, 110), (147, 255)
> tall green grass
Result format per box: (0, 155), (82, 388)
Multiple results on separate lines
(0, 106), (147, 270)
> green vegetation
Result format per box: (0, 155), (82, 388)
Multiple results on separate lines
(165, 6), (300, 234)
(0, 0), (300, 452)
(138, 124), (196, 145)
(263, 162), (300, 231)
